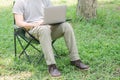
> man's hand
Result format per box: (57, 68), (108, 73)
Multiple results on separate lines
(32, 20), (44, 27)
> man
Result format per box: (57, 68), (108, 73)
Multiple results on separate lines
(13, 0), (89, 77)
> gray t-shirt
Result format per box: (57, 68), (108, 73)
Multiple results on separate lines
(13, 0), (52, 23)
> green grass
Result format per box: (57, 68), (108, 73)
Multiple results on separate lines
(0, 0), (120, 80)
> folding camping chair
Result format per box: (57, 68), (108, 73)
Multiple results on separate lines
(13, 2), (58, 63)
(14, 24), (58, 63)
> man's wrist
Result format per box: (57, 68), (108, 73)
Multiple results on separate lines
(29, 23), (35, 30)
(30, 26), (35, 29)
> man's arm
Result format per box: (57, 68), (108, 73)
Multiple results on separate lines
(14, 14), (43, 30)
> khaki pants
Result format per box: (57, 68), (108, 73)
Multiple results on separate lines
(27, 22), (80, 65)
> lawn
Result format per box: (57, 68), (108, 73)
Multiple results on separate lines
(0, 0), (120, 80)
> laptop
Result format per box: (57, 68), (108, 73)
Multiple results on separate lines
(43, 5), (67, 25)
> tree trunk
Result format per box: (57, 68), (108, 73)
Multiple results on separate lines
(77, 0), (97, 19)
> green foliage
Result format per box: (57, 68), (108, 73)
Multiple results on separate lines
(0, 0), (120, 80)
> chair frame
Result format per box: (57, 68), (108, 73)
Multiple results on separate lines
(14, 25), (58, 63)
(13, 1), (58, 63)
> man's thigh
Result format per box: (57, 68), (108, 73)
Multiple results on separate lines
(26, 25), (51, 40)
(51, 22), (70, 40)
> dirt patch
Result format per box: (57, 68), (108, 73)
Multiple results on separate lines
(116, 6), (120, 10)
(113, 68), (120, 77)
(0, 65), (6, 69)
(0, 71), (32, 80)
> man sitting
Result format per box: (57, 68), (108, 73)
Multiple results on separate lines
(13, 0), (89, 77)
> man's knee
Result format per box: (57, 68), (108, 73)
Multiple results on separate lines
(60, 22), (73, 31)
(39, 25), (51, 34)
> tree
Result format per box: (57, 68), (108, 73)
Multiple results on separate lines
(77, 0), (97, 19)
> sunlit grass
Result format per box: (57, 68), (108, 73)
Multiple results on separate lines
(0, 0), (12, 8)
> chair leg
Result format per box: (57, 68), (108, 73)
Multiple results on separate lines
(52, 43), (60, 58)
(29, 43), (41, 52)
(37, 54), (44, 64)
(17, 36), (44, 63)
(15, 33), (59, 63)
(14, 33), (17, 57)
(19, 39), (32, 57)
(17, 36), (31, 63)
